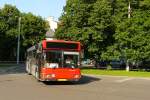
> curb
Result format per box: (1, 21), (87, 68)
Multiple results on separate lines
(83, 74), (150, 80)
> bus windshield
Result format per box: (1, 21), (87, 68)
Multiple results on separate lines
(44, 51), (79, 68)
(64, 54), (79, 68)
(44, 51), (62, 68)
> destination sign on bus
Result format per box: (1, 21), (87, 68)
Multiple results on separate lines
(46, 42), (79, 50)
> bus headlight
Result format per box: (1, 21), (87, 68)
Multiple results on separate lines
(47, 74), (55, 78)
(51, 74), (56, 78)
(74, 75), (80, 78)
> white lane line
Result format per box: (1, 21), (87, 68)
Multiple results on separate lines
(116, 78), (135, 83)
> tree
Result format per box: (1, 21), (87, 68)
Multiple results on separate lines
(56, 0), (150, 70)
(55, 0), (115, 59)
(88, 0), (114, 59)
(55, 0), (97, 58)
(0, 4), (48, 61)
(0, 4), (20, 60)
(21, 12), (47, 46)
(102, 0), (150, 70)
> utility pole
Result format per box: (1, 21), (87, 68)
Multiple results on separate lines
(126, 1), (131, 71)
(17, 17), (21, 64)
(128, 1), (131, 18)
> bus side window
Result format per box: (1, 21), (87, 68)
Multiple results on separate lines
(41, 53), (46, 67)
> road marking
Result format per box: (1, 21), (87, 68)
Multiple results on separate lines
(116, 78), (135, 83)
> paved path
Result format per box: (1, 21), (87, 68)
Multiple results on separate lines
(0, 65), (150, 100)
(0, 64), (25, 75)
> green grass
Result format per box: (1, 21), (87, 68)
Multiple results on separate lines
(81, 68), (150, 78)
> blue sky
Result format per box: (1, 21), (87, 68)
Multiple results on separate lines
(0, 0), (66, 21)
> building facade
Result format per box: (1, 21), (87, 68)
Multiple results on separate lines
(46, 16), (58, 32)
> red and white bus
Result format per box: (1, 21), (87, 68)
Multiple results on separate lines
(26, 39), (82, 81)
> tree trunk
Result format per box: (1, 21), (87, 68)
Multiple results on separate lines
(126, 60), (130, 71)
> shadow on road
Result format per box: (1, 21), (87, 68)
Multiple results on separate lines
(0, 64), (101, 85)
(44, 75), (101, 85)
(77, 75), (101, 84)
(0, 64), (26, 75)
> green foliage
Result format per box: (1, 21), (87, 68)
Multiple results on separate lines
(56, 0), (150, 68)
(0, 4), (48, 61)
(56, 0), (94, 41)
(55, 0), (96, 58)
(102, 0), (150, 66)
(101, 44), (121, 60)
(2, 0), (148, 67)
(55, 0), (114, 59)
(88, 0), (114, 55)
(21, 13), (47, 46)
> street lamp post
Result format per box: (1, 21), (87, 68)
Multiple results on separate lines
(128, 2), (131, 18)
(17, 17), (21, 64)
(126, 1), (131, 71)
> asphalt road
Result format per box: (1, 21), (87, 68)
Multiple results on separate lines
(0, 65), (150, 100)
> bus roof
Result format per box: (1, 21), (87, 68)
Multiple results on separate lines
(27, 39), (81, 52)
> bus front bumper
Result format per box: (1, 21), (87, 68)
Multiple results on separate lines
(40, 73), (81, 82)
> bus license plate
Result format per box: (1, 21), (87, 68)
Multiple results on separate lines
(57, 79), (67, 81)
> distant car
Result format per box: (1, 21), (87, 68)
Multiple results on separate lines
(110, 60), (126, 69)
(135, 61), (150, 70)
(81, 59), (91, 65)
(95, 61), (107, 69)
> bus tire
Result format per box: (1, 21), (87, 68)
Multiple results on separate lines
(27, 68), (31, 75)
(26, 63), (31, 75)
(27, 71), (31, 75)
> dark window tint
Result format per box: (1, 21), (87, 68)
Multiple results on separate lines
(46, 42), (78, 50)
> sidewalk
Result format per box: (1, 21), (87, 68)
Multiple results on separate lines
(0, 64), (25, 75)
